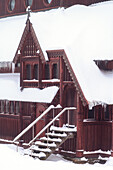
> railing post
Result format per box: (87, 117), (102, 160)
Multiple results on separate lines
(53, 108), (55, 126)
(68, 109), (70, 126)
(32, 126), (35, 139)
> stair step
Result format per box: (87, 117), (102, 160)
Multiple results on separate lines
(50, 125), (77, 133)
(35, 141), (57, 148)
(30, 145), (52, 153)
(29, 152), (46, 159)
(46, 132), (67, 138)
(40, 137), (62, 143)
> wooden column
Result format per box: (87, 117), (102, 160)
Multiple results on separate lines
(38, 58), (42, 88)
(60, 56), (63, 105)
(111, 105), (113, 157)
(59, 56), (64, 127)
(76, 95), (84, 158)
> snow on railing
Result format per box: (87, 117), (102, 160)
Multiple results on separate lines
(13, 105), (62, 143)
(28, 107), (76, 146)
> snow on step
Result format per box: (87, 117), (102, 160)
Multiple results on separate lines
(46, 132), (67, 138)
(40, 137), (62, 143)
(30, 152), (46, 158)
(50, 125), (77, 132)
(30, 145), (51, 153)
(35, 141), (56, 147)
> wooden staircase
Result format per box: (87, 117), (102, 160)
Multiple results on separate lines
(24, 125), (77, 160)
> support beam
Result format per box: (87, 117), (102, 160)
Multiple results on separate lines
(76, 95), (84, 158)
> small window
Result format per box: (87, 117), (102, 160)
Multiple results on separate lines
(88, 108), (94, 119)
(34, 64), (39, 80)
(0, 101), (4, 113)
(8, 0), (15, 11)
(45, 64), (50, 80)
(10, 102), (14, 114)
(25, 0), (33, 7)
(45, 0), (52, 4)
(105, 106), (109, 120)
(15, 102), (20, 115)
(26, 64), (31, 80)
(52, 63), (58, 79)
(5, 100), (9, 114)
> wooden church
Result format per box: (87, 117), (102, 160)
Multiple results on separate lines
(0, 0), (113, 160)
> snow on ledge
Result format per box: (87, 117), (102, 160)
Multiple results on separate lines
(0, 74), (59, 103)
(84, 150), (111, 155)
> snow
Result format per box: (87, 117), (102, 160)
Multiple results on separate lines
(35, 141), (56, 147)
(0, 144), (113, 170)
(50, 125), (77, 132)
(0, 73), (59, 103)
(0, 15), (26, 62)
(1, 1), (113, 106)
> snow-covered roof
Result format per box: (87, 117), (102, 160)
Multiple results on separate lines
(1, 1), (113, 106)
(0, 15), (26, 62)
(0, 74), (59, 103)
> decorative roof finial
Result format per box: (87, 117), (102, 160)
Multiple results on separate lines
(26, 6), (31, 20)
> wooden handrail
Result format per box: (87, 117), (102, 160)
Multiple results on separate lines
(13, 105), (61, 143)
(28, 107), (76, 145)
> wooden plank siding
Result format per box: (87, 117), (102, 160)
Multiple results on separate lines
(83, 121), (112, 152)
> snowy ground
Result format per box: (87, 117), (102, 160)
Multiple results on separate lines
(0, 144), (113, 170)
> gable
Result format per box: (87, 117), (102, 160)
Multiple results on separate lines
(13, 19), (46, 65)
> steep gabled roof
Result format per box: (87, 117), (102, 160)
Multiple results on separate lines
(13, 19), (45, 64)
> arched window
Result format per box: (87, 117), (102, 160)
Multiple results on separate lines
(52, 63), (58, 79)
(8, 0), (15, 11)
(26, 64), (31, 80)
(25, 0), (33, 7)
(34, 64), (39, 80)
(45, 64), (50, 80)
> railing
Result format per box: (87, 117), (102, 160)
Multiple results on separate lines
(28, 107), (76, 146)
(13, 105), (62, 143)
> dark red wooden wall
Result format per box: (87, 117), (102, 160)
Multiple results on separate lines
(83, 121), (112, 152)
(0, 0), (110, 18)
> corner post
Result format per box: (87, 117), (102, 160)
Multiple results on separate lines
(76, 95), (84, 158)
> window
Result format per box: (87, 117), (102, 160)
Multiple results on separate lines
(88, 108), (94, 119)
(8, 0), (15, 11)
(26, 64), (31, 80)
(10, 102), (14, 114)
(34, 64), (39, 80)
(104, 106), (109, 120)
(0, 101), (4, 113)
(45, 64), (50, 80)
(5, 100), (9, 114)
(15, 102), (19, 115)
(52, 63), (58, 79)
(25, 0), (33, 7)
(44, 0), (52, 4)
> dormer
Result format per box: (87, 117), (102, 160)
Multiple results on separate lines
(13, 19), (45, 88)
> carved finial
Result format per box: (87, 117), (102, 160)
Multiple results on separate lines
(26, 6), (31, 20)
